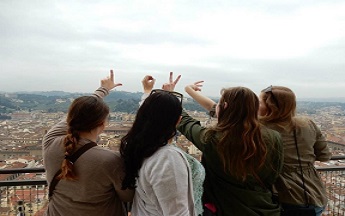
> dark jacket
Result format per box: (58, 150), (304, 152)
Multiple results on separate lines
(177, 110), (284, 216)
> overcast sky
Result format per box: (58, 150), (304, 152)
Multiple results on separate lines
(0, 0), (344, 99)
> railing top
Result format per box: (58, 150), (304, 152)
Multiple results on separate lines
(330, 155), (345, 160)
(0, 179), (47, 187)
(316, 166), (345, 172)
(0, 167), (45, 174)
(0, 155), (344, 175)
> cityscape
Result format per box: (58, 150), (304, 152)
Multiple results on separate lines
(1, 0), (344, 215)
(0, 94), (345, 215)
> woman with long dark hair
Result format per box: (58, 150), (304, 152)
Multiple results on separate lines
(120, 74), (199, 216)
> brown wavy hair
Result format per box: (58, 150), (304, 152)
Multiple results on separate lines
(58, 96), (109, 180)
(259, 86), (296, 131)
(204, 87), (267, 182)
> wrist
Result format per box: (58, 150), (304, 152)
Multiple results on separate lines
(185, 85), (193, 93)
(94, 86), (109, 98)
(100, 86), (109, 93)
(143, 89), (152, 94)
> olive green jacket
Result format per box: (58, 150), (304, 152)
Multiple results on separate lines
(265, 117), (331, 207)
(177, 110), (284, 216)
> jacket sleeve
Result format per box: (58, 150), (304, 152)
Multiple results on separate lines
(42, 120), (68, 151)
(271, 131), (284, 183)
(310, 119), (332, 161)
(105, 152), (134, 202)
(177, 110), (207, 152)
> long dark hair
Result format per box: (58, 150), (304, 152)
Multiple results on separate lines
(205, 87), (267, 182)
(59, 96), (109, 180)
(120, 92), (182, 189)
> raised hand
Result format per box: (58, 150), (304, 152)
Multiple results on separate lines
(101, 69), (122, 91)
(162, 72), (181, 91)
(189, 81), (204, 91)
(142, 75), (156, 94)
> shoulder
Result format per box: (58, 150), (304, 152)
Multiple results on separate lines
(93, 146), (120, 156)
(140, 146), (190, 184)
(260, 126), (283, 150)
(143, 146), (188, 170)
(153, 145), (186, 160)
(294, 116), (319, 132)
(261, 126), (281, 140)
(91, 147), (123, 165)
(87, 147), (125, 178)
(294, 116), (312, 126)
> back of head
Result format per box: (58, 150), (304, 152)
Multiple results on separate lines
(260, 86), (296, 129)
(60, 96), (110, 180)
(208, 87), (267, 183)
(135, 92), (182, 138)
(67, 96), (109, 133)
(217, 87), (259, 127)
(120, 91), (183, 189)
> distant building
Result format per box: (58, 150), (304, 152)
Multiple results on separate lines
(11, 112), (32, 121)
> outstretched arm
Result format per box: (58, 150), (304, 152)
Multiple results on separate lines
(185, 81), (216, 112)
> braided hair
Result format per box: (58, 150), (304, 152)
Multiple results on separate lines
(58, 96), (109, 180)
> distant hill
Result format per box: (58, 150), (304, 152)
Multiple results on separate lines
(0, 91), (344, 115)
(0, 90), (206, 114)
(299, 98), (345, 103)
(13, 91), (75, 97)
(8, 90), (144, 99)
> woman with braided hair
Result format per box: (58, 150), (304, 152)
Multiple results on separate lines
(42, 70), (133, 216)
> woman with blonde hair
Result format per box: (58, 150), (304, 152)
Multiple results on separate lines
(259, 85), (331, 216)
(43, 70), (133, 216)
(177, 81), (284, 216)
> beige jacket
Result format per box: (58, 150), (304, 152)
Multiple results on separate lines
(42, 88), (133, 216)
(267, 117), (331, 207)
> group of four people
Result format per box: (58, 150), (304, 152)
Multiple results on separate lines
(42, 70), (331, 216)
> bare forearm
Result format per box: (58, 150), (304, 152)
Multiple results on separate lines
(185, 85), (216, 111)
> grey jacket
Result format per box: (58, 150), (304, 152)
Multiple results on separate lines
(131, 145), (196, 216)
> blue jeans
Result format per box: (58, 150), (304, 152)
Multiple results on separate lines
(281, 203), (325, 216)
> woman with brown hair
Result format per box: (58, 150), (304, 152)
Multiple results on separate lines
(177, 81), (284, 216)
(43, 70), (133, 216)
(259, 85), (331, 216)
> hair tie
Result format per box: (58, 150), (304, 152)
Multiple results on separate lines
(64, 155), (74, 165)
(64, 152), (72, 161)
